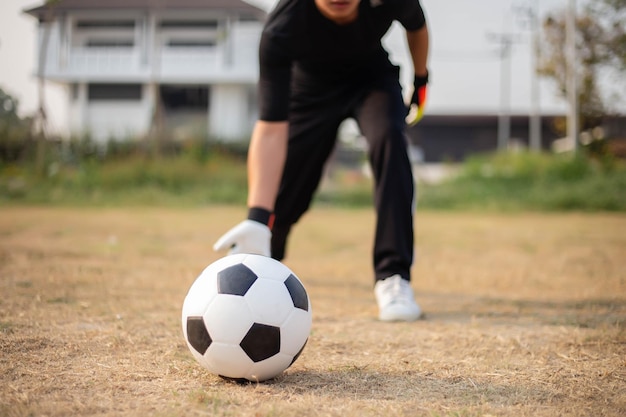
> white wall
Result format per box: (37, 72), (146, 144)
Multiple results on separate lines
(79, 84), (153, 142)
(86, 103), (151, 142)
(209, 84), (253, 141)
(230, 22), (261, 72)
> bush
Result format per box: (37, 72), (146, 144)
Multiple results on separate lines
(1, 130), (625, 212)
(0, 136), (249, 206)
(417, 151), (626, 211)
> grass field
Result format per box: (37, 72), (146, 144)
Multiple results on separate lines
(1, 206), (625, 416)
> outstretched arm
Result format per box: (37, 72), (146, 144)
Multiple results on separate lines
(213, 120), (288, 257)
(214, 25), (292, 257)
(406, 24), (429, 77)
(247, 120), (289, 211)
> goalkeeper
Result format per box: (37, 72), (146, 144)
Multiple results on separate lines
(214, 0), (430, 322)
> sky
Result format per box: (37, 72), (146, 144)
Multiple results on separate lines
(0, 0), (591, 133)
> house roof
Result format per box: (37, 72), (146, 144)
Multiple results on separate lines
(24, 0), (266, 18)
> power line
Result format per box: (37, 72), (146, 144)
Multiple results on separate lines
(432, 50), (500, 63)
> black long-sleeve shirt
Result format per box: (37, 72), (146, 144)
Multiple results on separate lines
(258, 0), (426, 121)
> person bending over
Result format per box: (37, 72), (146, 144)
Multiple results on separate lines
(214, 0), (430, 322)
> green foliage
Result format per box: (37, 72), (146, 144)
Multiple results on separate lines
(0, 87), (34, 165)
(1, 132), (625, 211)
(588, 0), (626, 71)
(418, 151), (626, 211)
(539, 0), (626, 124)
(0, 138), (248, 206)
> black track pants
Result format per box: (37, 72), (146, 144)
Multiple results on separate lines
(270, 72), (415, 283)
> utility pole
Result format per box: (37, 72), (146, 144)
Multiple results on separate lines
(514, 0), (542, 152)
(488, 33), (519, 152)
(529, 0), (542, 151)
(499, 38), (512, 152)
(566, 0), (578, 153)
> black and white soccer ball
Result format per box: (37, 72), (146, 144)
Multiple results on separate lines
(181, 254), (312, 382)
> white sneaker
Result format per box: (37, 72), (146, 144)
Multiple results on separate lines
(374, 275), (422, 322)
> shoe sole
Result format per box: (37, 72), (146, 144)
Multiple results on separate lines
(378, 307), (422, 322)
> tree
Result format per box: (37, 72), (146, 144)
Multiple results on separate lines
(33, 0), (61, 175)
(0, 87), (33, 163)
(538, 0), (626, 133)
(588, 0), (626, 71)
(0, 87), (20, 123)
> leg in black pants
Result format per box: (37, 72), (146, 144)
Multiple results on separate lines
(271, 75), (414, 284)
(270, 104), (346, 261)
(355, 78), (415, 283)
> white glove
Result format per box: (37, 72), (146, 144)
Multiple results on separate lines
(213, 220), (271, 257)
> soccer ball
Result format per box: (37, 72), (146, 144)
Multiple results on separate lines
(181, 254), (312, 382)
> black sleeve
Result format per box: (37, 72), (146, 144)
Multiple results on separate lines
(392, 0), (426, 31)
(258, 31), (292, 122)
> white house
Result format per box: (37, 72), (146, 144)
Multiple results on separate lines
(25, 0), (266, 143)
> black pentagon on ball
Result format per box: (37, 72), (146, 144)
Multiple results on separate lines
(240, 323), (281, 362)
(217, 263), (258, 296)
(290, 338), (308, 366)
(218, 375), (254, 385)
(186, 316), (212, 355)
(284, 274), (309, 311)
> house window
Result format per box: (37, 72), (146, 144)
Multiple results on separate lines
(74, 19), (136, 49)
(158, 19), (219, 50)
(238, 14), (259, 22)
(160, 85), (209, 111)
(76, 20), (136, 29)
(159, 20), (219, 29)
(86, 40), (134, 48)
(167, 40), (216, 48)
(88, 84), (142, 101)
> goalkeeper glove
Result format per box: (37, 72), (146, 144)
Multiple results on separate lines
(213, 208), (273, 257)
(406, 72), (429, 126)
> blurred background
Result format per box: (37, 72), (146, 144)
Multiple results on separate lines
(0, 0), (624, 210)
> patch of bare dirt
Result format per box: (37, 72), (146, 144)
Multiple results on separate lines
(0, 207), (624, 416)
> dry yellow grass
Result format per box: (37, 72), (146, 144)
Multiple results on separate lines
(0, 206), (624, 417)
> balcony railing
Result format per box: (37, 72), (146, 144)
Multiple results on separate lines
(38, 20), (262, 82)
(49, 45), (257, 81)
(68, 47), (141, 75)
(158, 47), (256, 80)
